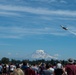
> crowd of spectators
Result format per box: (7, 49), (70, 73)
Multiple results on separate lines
(0, 58), (76, 75)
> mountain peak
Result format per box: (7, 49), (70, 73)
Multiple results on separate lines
(31, 50), (57, 60)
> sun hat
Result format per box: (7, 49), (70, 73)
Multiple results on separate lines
(68, 58), (74, 64)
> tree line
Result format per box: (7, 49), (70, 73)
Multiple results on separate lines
(0, 57), (75, 66)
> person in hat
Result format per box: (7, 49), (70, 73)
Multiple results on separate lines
(64, 58), (76, 75)
(54, 62), (64, 75)
(68, 58), (74, 64)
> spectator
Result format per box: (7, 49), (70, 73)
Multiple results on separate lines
(3, 64), (7, 75)
(10, 63), (16, 73)
(39, 63), (46, 75)
(21, 61), (36, 75)
(54, 62), (64, 75)
(0, 63), (2, 74)
(12, 64), (24, 75)
(31, 63), (39, 74)
(42, 63), (54, 75)
(49, 63), (54, 75)
(64, 58), (76, 75)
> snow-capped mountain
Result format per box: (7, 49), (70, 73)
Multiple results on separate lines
(31, 50), (58, 60)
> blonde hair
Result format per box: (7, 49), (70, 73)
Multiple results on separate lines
(12, 68), (24, 75)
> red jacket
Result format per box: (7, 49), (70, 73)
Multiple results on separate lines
(65, 64), (76, 75)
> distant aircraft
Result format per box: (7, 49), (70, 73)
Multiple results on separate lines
(60, 25), (68, 30)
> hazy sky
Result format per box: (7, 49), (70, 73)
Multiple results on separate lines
(0, 0), (76, 60)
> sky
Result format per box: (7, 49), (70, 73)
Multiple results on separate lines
(0, 0), (76, 60)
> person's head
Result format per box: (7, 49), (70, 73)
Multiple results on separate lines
(68, 58), (74, 64)
(16, 64), (20, 68)
(12, 68), (24, 75)
(56, 63), (62, 69)
(46, 63), (50, 69)
(22, 61), (27, 66)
